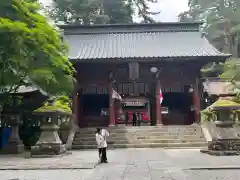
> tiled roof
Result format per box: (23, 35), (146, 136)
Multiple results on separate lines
(61, 23), (230, 60)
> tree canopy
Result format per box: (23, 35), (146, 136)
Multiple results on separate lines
(179, 0), (240, 84)
(47, 0), (160, 24)
(179, 0), (240, 55)
(0, 0), (75, 106)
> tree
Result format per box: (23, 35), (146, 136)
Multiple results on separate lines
(0, 0), (75, 106)
(47, 0), (160, 25)
(180, 0), (240, 97)
(179, 0), (240, 55)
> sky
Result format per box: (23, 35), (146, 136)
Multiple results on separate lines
(39, 0), (189, 22)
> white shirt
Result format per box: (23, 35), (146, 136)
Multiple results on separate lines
(95, 129), (109, 148)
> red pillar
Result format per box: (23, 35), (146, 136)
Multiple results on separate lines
(78, 90), (85, 128)
(72, 87), (78, 126)
(156, 79), (162, 125)
(109, 83), (115, 126)
(193, 79), (201, 123)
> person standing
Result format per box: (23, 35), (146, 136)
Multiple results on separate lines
(132, 112), (137, 126)
(95, 127), (109, 163)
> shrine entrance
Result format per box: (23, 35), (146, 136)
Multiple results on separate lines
(77, 86), (110, 127)
(161, 92), (195, 125)
(119, 96), (151, 125)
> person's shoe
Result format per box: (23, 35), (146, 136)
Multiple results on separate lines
(103, 161), (108, 163)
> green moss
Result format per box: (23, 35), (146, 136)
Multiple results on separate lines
(209, 99), (240, 108)
(34, 96), (71, 113)
(201, 99), (240, 123)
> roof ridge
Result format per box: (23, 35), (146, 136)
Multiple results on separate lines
(59, 22), (203, 29)
(64, 29), (199, 35)
(61, 22), (202, 35)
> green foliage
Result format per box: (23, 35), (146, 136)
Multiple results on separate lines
(201, 62), (225, 77)
(181, 0), (240, 94)
(19, 124), (41, 150)
(201, 57), (240, 95)
(220, 58), (240, 80)
(201, 109), (216, 122)
(34, 95), (71, 113)
(179, 0), (240, 55)
(47, 0), (160, 24)
(0, 0), (75, 107)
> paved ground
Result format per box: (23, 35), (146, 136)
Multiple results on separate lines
(1, 149), (240, 179)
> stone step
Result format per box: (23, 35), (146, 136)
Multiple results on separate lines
(72, 142), (207, 149)
(73, 134), (205, 141)
(74, 131), (201, 138)
(72, 138), (206, 145)
(76, 130), (202, 135)
(76, 126), (200, 133)
(72, 125), (205, 149)
(75, 131), (201, 136)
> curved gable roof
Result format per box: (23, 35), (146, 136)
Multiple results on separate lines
(60, 23), (230, 61)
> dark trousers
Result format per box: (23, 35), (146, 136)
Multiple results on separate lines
(98, 147), (107, 162)
(132, 119), (136, 126)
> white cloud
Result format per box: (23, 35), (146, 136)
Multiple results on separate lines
(39, 0), (189, 22)
(134, 0), (189, 22)
(151, 0), (189, 22)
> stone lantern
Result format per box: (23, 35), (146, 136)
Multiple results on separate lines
(201, 99), (240, 155)
(30, 99), (71, 156)
(0, 114), (24, 154)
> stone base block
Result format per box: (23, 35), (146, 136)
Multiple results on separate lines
(31, 143), (67, 156)
(201, 149), (240, 156)
(208, 139), (240, 151)
(0, 140), (25, 154)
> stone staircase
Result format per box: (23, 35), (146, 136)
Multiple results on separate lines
(72, 125), (207, 149)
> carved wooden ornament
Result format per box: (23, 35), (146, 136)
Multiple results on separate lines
(128, 62), (139, 80)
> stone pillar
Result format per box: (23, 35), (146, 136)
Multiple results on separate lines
(155, 79), (162, 125)
(109, 82), (115, 126)
(0, 115), (24, 154)
(31, 113), (67, 156)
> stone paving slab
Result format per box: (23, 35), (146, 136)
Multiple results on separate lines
(1, 149), (240, 179)
(0, 151), (97, 170)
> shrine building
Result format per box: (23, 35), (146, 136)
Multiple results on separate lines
(60, 22), (230, 128)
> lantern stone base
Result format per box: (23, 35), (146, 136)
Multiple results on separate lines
(201, 139), (240, 156)
(0, 139), (25, 154)
(0, 124), (24, 154)
(31, 124), (67, 156)
(200, 122), (240, 156)
(200, 149), (240, 156)
(31, 143), (67, 156)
